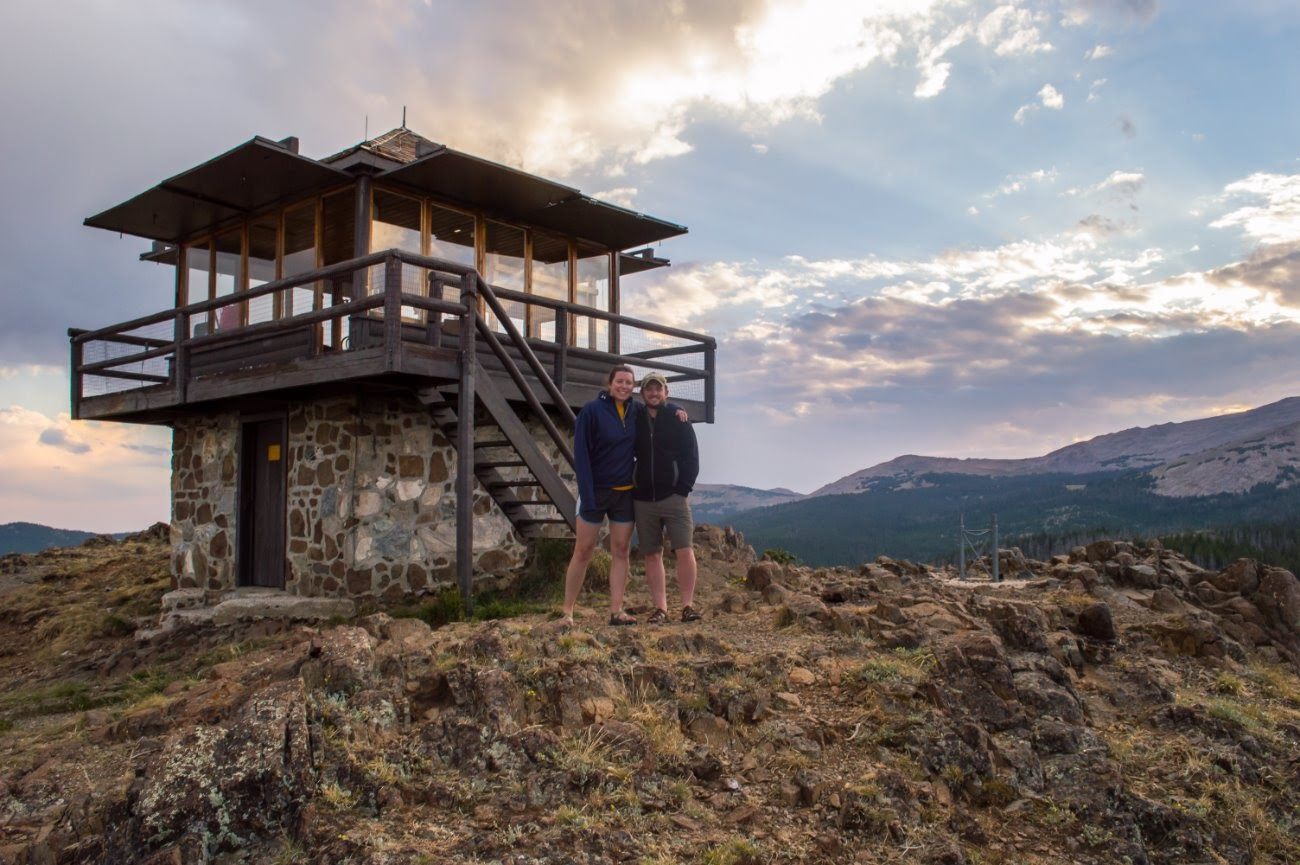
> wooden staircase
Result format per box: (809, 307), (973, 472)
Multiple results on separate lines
(418, 360), (576, 539)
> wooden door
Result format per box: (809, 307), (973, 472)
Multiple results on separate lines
(238, 418), (286, 588)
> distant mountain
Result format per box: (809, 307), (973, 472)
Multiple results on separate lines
(0, 523), (101, 555)
(812, 397), (1300, 496)
(1150, 421), (1300, 497)
(727, 397), (1300, 567)
(691, 484), (805, 524)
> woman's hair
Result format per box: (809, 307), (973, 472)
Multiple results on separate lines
(607, 365), (635, 384)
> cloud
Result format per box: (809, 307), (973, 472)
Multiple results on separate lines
(1210, 172), (1300, 245)
(1014, 83), (1064, 122)
(38, 427), (91, 454)
(0, 406), (170, 531)
(1085, 43), (1113, 59)
(914, 23), (971, 99)
(976, 5), (1054, 57)
(994, 167), (1059, 196)
(1206, 241), (1300, 305)
(1066, 0), (1160, 26)
(1087, 77), (1107, 101)
(1075, 214), (1124, 237)
(591, 186), (638, 208)
(1094, 169), (1145, 198)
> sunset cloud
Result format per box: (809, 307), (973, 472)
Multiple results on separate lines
(0, 406), (169, 530)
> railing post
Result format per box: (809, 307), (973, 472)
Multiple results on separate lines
(456, 271), (478, 617)
(704, 340), (716, 424)
(69, 336), (83, 420)
(174, 310), (189, 404)
(553, 310), (568, 391)
(383, 254), (402, 371)
(426, 275), (443, 347)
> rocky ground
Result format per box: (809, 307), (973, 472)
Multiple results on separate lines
(1, 526), (1298, 864)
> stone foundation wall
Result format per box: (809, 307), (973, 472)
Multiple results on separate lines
(171, 392), (574, 603)
(171, 416), (239, 591)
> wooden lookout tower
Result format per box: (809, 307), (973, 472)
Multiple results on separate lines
(69, 128), (715, 608)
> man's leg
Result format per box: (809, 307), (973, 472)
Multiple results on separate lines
(635, 499), (668, 613)
(606, 520), (634, 616)
(644, 551), (668, 613)
(674, 546), (698, 608)
(562, 517), (602, 621)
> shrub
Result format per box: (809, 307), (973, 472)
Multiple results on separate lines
(763, 548), (797, 565)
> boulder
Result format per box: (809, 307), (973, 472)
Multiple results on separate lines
(130, 680), (313, 856)
(1253, 567), (1300, 636)
(1074, 602), (1117, 642)
(745, 561), (781, 592)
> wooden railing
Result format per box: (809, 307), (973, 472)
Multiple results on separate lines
(69, 248), (717, 422)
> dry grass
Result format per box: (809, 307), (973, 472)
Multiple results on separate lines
(846, 647), (937, 686)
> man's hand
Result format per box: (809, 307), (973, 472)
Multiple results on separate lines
(676, 408), (689, 423)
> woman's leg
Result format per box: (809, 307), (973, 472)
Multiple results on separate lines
(562, 518), (602, 621)
(606, 521), (635, 616)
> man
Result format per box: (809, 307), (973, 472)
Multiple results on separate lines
(633, 372), (701, 623)
(562, 365), (641, 626)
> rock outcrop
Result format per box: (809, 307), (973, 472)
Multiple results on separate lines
(1, 532), (1298, 864)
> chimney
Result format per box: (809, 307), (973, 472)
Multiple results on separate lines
(277, 136), (300, 154)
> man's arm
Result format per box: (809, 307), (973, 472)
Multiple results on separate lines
(673, 403), (700, 496)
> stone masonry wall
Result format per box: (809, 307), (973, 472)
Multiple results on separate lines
(170, 392), (575, 603)
(171, 415), (239, 592)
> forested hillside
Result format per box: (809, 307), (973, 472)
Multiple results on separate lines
(729, 470), (1300, 566)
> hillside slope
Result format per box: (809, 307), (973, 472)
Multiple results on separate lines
(0, 522), (106, 555)
(1, 531), (1298, 863)
(813, 397), (1300, 496)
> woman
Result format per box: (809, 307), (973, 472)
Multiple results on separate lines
(561, 365), (640, 625)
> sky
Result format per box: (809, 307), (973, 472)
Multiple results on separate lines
(1, 0), (1299, 530)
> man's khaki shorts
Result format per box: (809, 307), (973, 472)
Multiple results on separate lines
(634, 495), (694, 555)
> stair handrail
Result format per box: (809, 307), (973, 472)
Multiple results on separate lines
(472, 314), (575, 468)
(475, 276), (577, 428)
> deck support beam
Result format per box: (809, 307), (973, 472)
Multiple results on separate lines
(456, 272), (478, 616)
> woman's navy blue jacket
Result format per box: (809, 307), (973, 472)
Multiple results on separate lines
(573, 391), (642, 511)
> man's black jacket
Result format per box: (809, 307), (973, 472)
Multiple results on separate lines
(633, 401), (699, 502)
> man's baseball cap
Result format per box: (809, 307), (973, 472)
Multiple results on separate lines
(640, 372), (668, 389)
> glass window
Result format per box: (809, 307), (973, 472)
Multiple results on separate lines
(247, 215), (278, 325)
(530, 231), (569, 341)
(185, 241), (211, 336)
(320, 189), (356, 347)
(213, 229), (243, 331)
(484, 220), (526, 334)
(371, 189), (423, 319)
(283, 203), (317, 318)
(428, 203), (475, 308)
(575, 244), (611, 351)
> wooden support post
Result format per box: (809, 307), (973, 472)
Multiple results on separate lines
(174, 310), (189, 404)
(383, 255), (402, 372)
(69, 336), (83, 420)
(704, 341), (716, 424)
(456, 271), (478, 617)
(426, 276), (443, 347)
(553, 309), (568, 391)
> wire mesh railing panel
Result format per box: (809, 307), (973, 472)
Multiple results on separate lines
(80, 317), (176, 397)
(615, 325), (707, 403)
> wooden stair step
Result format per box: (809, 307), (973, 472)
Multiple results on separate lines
(477, 459), (527, 468)
(474, 439), (513, 449)
(486, 479), (544, 490)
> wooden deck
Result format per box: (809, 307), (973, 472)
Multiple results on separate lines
(71, 249), (715, 425)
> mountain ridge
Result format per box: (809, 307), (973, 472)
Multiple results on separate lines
(812, 396), (1300, 496)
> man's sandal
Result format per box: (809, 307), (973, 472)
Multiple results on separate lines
(646, 608), (670, 624)
(608, 611), (637, 626)
(681, 606), (702, 622)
